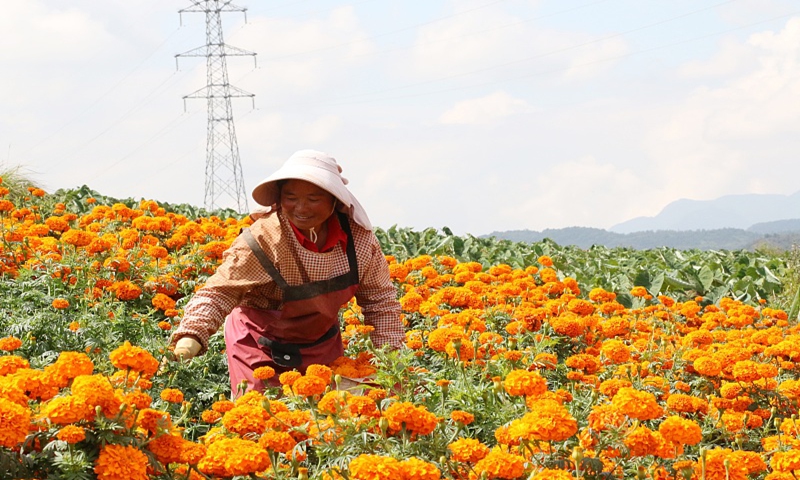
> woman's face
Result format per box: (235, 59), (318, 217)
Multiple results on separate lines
(280, 179), (336, 233)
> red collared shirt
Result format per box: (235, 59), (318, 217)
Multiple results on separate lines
(289, 214), (348, 252)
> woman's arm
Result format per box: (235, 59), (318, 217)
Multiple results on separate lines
(355, 234), (405, 350)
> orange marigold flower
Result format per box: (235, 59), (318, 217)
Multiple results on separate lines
(599, 339), (631, 364)
(507, 398), (577, 442)
(537, 255), (554, 267)
(39, 395), (93, 425)
(222, 404), (268, 436)
(108, 280), (142, 301)
(147, 433), (185, 465)
(623, 425), (659, 457)
(51, 298), (70, 309)
(473, 447), (526, 479)
(448, 437), (489, 463)
(198, 437), (271, 477)
(0, 398), (31, 448)
(529, 468), (576, 480)
(451, 410), (475, 425)
(253, 366), (276, 380)
(348, 454), (402, 479)
(279, 371), (302, 386)
(306, 364), (333, 383)
(400, 457), (441, 480)
(68, 321), (80, 332)
(258, 430), (297, 453)
(56, 425), (86, 444)
(612, 387), (664, 421)
(0, 336), (22, 352)
(630, 286), (648, 297)
(201, 410), (221, 423)
(211, 400), (235, 413)
(94, 443), (149, 480)
(503, 369), (547, 397)
(292, 375), (328, 397)
(136, 408), (172, 434)
(109, 341), (159, 376)
(659, 415), (702, 446)
(151, 293), (176, 311)
(160, 388), (184, 404)
(383, 401), (438, 436)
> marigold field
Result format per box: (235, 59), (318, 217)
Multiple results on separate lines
(1, 184), (800, 480)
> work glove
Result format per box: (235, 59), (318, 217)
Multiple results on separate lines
(173, 337), (201, 361)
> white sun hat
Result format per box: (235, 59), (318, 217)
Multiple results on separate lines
(251, 149), (373, 230)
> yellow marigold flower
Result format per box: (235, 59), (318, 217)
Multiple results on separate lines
(56, 425), (85, 444)
(109, 341), (159, 376)
(450, 410), (475, 425)
(473, 447), (526, 479)
(611, 387), (663, 421)
(253, 366), (276, 380)
(348, 454), (402, 479)
(503, 369), (547, 397)
(160, 388), (184, 404)
(658, 415), (702, 445)
(448, 437), (489, 463)
(0, 336), (22, 352)
(198, 437), (270, 477)
(0, 398), (31, 448)
(94, 443), (149, 480)
(50, 298), (70, 309)
(383, 401), (438, 436)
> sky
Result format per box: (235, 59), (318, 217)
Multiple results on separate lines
(2, 0), (799, 236)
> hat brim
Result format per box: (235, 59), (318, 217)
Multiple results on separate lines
(251, 165), (353, 208)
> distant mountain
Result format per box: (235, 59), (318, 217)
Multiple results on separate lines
(610, 191), (800, 233)
(483, 227), (800, 251)
(748, 218), (800, 234)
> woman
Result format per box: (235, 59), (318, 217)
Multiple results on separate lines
(170, 150), (404, 393)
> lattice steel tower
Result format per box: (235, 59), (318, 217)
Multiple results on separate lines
(177, 0), (256, 213)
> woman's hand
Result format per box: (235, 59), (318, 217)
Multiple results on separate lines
(173, 337), (201, 361)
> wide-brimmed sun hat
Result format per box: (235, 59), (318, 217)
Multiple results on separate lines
(251, 149), (372, 230)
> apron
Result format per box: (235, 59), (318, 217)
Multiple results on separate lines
(224, 213), (359, 394)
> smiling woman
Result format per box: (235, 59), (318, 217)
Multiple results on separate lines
(169, 150), (404, 395)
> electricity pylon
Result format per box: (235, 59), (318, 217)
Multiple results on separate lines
(176, 0), (256, 213)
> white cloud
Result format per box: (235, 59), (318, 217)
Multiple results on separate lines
(643, 16), (800, 204)
(499, 156), (644, 230)
(439, 91), (531, 125)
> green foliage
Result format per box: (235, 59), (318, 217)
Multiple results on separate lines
(376, 226), (788, 303)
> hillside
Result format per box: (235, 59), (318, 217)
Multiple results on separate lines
(483, 226), (798, 250)
(610, 191), (800, 233)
